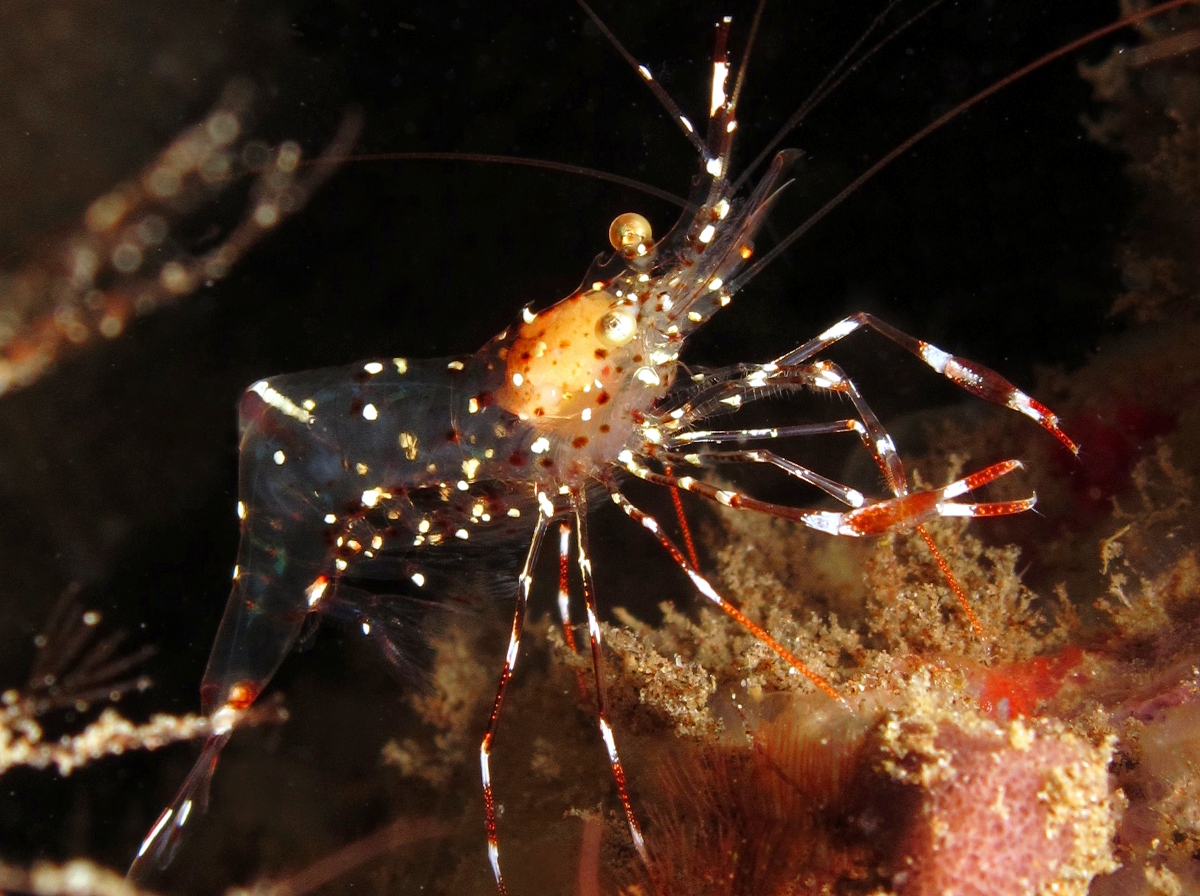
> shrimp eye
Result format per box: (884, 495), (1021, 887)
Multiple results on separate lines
(608, 212), (654, 258)
(597, 305), (638, 347)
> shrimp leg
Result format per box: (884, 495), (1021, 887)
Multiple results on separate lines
(779, 313), (1078, 453)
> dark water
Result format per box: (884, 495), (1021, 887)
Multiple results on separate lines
(0, 1), (1135, 891)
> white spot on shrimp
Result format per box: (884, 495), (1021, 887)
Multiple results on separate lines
(1008, 389), (1037, 418)
(273, 450), (286, 465)
(705, 157), (723, 178)
(362, 403), (379, 421)
(393, 357), (408, 374)
(249, 380), (313, 424)
(710, 60), (729, 116)
(411, 572), (426, 587)
(521, 306), (537, 324)
(210, 704), (242, 737)
(814, 367), (843, 388)
(363, 361), (384, 375)
(637, 64), (652, 81)
(698, 223), (716, 244)
(468, 397), (480, 414)
(581, 407), (592, 422)
(586, 604), (602, 642)
(447, 360), (464, 371)
(324, 513), (337, 524)
(679, 115), (695, 134)
(649, 349), (677, 366)
(507, 507), (521, 518)
(361, 621), (371, 635)
(819, 319), (859, 342)
(946, 358), (984, 388)
(361, 487), (383, 508)
(635, 367), (661, 386)
(707, 277), (723, 291)
(530, 436), (552, 454)
(462, 457), (481, 480)
(687, 570), (722, 603)
(511, 372), (524, 387)
(455, 528), (469, 540)
(334, 558), (348, 571)
(236, 501), (246, 520)
(804, 511), (844, 535)
(305, 577), (328, 608)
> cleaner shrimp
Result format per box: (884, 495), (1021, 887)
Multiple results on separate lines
(115, 0), (1173, 890)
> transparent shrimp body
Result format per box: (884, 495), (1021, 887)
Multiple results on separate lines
(132, 12), (1077, 890)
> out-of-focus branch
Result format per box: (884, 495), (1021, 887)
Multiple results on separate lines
(2, 706), (208, 777)
(0, 81), (360, 398)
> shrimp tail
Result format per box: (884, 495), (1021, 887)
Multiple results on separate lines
(128, 729), (230, 882)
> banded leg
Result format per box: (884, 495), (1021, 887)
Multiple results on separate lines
(663, 359), (988, 633)
(665, 419), (867, 448)
(480, 510), (552, 896)
(778, 312), (1077, 453)
(663, 360), (908, 495)
(660, 359), (994, 634)
(609, 488), (843, 703)
(621, 455), (1034, 537)
(556, 521), (580, 653)
(556, 520), (589, 699)
(656, 445), (986, 635)
(659, 447), (869, 509)
(570, 489), (648, 864)
(757, 363), (977, 616)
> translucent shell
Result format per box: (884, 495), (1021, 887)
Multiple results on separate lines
(496, 290), (630, 422)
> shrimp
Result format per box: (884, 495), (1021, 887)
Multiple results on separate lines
(124, 1), (1200, 891)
